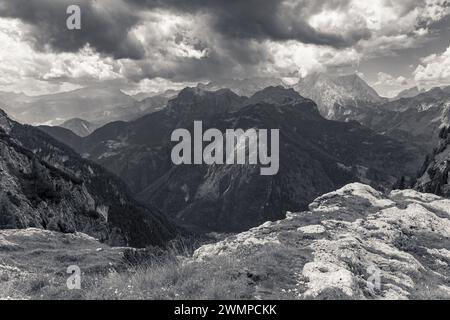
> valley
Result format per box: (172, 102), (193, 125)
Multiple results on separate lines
(40, 86), (422, 234)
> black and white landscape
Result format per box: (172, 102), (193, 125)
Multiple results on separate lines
(0, 0), (450, 301)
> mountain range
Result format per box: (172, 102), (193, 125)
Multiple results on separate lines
(0, 86), (173, 128)
(41, 86), (421, 233)
(335, 86), (450, 152)
(197, 77), (287, 97)
(3, 74), (450, 238)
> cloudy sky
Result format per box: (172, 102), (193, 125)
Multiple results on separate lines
(0, 0), (449, 97)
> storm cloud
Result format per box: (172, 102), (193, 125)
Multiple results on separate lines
(0, 0), (449, 96)
(0, 0), (372, 61)
(0, 0), (144, 59)
(130, 0), (371, 47)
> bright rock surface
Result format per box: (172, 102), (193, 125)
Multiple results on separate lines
(194, 183), (450, 299)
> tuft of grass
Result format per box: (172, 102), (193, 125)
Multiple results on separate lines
(84, 242), (254, 300)
(1, 234), (308, 300)
(82, 241), (308, 300)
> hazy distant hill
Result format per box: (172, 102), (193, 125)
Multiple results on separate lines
(198, 77), (286, 97)
(0, 86), (178, 128)
(60, 118), (99, 137)
(0, 86), (135, 125)
(133, 89), (179, 102)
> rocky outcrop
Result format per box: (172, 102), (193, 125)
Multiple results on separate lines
(194, 183), (450, 299)
(414, 126), (450, 197)
(0, 109), (180, 247)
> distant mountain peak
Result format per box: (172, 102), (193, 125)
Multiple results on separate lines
(294, 72), (385, 119)
(60, 118), (97, 137)
(246, 85), (313, 109)
(167, 87), (245, 118)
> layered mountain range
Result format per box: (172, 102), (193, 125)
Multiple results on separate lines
(335, 86), (450, 152)
(0, 109), (179, 247)
(0, 86), (173, 127)
(41, 86), (421, 233)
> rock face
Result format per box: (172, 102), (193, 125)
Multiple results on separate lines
(294, 73), (386, 120)
(194, 183), (450, 299)
(42, 87), (421, 234)
(414, 127), (450, 197)
(0, 109), (179, 247)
